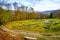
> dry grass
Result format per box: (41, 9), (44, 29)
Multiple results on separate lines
(0, 28), (24, 40)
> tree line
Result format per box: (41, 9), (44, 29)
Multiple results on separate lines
(0, 0), (60, 25)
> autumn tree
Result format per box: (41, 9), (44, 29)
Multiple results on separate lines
(16, 7), (22, 20)
(54, 10), (60, 18)
(29, 12), (40, 19)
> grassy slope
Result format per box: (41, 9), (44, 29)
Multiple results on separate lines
(1, 19), (60, 40)
(5, 19), (60, 33)
(5, 19), (46, 33)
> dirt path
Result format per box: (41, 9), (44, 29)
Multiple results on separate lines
(0, 25), (43, 37)
(0, 25), (60, 37)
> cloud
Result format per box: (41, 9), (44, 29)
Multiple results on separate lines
(30, 0), (60, 11)
(7, 0), (60, 11)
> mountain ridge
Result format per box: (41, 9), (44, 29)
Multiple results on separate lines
(40, 9), (60, 14)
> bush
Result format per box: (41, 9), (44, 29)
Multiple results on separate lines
(50, 23), (60, 32)
(0, 9), (12, 24)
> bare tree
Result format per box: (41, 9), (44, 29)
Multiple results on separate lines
(5, 3), (11, 10)
(0, 0), (6, 7)
(13, 2), (18, 10)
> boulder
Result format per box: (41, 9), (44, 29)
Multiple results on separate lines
(24, 36), (37, 40)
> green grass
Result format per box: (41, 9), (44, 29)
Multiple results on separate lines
(5, 20), (45, 33)
(5, 19), (60, 33)
(37, 36), (60, 40)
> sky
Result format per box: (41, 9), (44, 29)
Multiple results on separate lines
(6, 0), (60, 11)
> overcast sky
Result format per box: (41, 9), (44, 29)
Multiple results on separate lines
(7, 0), (60, 11)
